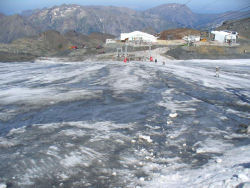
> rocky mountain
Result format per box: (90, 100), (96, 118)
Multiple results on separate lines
(144, 4), (198, 28)
(0, 4), (249, 43)
(0, 14), (38, 43)
(26, 5), (174, 37)
(20, 9), (40, 17)
(144, 4), (250, 29)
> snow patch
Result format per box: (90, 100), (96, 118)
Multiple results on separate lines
(0, 138), (16, 148)
(138, 135), (153, 143)
(60, 152), (83, 167)
(0, 183), (7, 188)
(144, 144), (250, 188)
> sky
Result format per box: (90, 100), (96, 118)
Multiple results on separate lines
(0, 0), (249, 15)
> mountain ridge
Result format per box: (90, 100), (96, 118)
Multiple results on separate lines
(0, 3), (249, 43)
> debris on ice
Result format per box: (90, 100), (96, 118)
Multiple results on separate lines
(139, 135), (153, 143)
(140, 177), (145, 181)
(167, 121), (173, 125)
(169, 113), (178, 118)
(193, 120), (199, 125)
(131, 139), (136, 143)
(138, 162), (144, 166)
(215, 158), (222, 163)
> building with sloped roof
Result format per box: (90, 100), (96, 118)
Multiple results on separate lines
(120, 31), (157, 43)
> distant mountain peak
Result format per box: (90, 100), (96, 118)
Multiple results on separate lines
(147, 3), (190, 10)
(161, 3), (188, 7)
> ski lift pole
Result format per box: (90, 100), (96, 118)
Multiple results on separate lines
(125, 42), (128, 58)
(149, 43), (152, 57)
(149, 43), (152, 61)
(124, 42), (128, 62)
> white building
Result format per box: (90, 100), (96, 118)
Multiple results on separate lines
(120, 31), (157, 43)
(182, 35), (201, 43)
(211, 30), (238, 44)
(106, 39), (116, 44)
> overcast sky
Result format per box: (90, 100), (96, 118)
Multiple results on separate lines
(0, 0), (249, 15)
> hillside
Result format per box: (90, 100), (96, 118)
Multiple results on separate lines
(88, 32), (116, 43)
(159, 28), (200, 40)
(0, 30), (114, 62)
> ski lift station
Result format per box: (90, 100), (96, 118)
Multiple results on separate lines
(120, 31), (158, 43)
(211, 30), (238, 44)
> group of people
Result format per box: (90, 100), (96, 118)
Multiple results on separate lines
(123, 56), (166, 65)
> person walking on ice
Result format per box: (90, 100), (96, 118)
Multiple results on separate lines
(215, 66), (220, 78)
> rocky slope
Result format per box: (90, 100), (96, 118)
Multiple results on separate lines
(217, 17), (250, 39)
(0, 14), (38, 43)
(159, 28), (201, 40)
(0, 30), (115, 62)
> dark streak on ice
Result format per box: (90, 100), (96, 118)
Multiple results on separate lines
(0, 60), (249, 188)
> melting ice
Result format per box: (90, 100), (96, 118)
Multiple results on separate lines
(0, 59), (249, 187)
